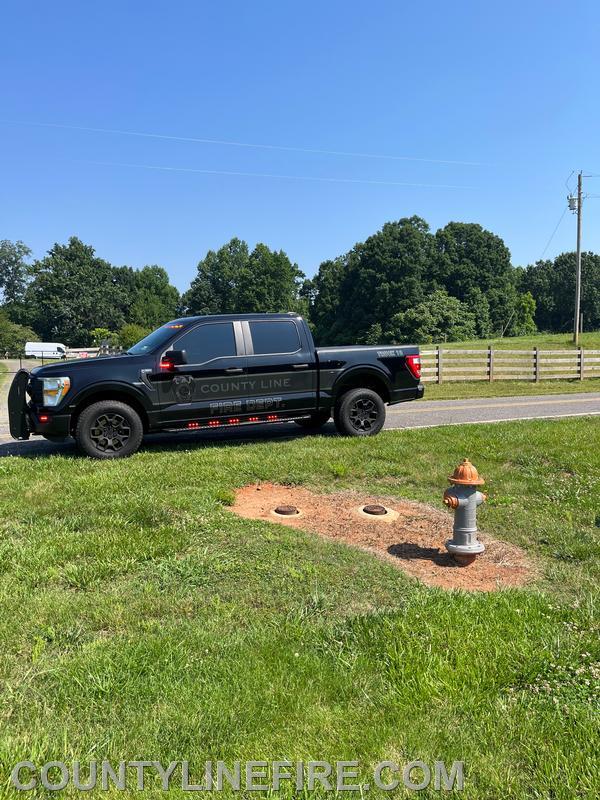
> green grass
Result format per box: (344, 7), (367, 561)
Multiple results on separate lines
(0, 419), (599, 798)
(424, 378), (600, 400)
(438, 330), (600, 351)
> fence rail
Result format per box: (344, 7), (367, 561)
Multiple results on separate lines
(420, 347), (600, 383)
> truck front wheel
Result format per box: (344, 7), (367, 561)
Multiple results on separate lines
(75, 400), (144, 459)
(334, 388), (386, 437)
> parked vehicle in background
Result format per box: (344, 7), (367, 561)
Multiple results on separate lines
(9, 313), (424, 458)
(65, 348), (98, 359)
(24, 342), (67, 359)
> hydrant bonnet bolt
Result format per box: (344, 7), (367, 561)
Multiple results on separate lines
(443, 458), (486, 566)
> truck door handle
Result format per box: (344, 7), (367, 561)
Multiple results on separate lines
(225, 367), (243, 374)
(292, 363), (309, 370)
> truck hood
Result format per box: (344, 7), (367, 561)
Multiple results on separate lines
(30, 353), (146, 378)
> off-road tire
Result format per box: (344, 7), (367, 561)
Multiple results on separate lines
(75, 400), (144, 459)
(294, 410), (331, 429)
(334, 388), (385, 437)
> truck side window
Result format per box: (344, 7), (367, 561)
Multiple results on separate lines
(175, 323), (237, 364)
(249, 321), (301, 355)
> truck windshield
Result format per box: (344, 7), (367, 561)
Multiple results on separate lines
(127, 323), (188, 355)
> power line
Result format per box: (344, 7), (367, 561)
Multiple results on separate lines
(10, 121), (488, 167)
(84, 159), (474, 189)
(539, 206), (568, 260)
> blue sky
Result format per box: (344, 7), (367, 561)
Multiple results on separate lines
(1, 1), (599, 290)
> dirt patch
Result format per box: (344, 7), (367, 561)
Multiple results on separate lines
(229, 483), (535, 592)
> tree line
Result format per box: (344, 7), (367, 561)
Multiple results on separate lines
(1, 217), (598, 351)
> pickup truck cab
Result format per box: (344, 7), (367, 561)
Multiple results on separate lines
(9, 313), (423, 458)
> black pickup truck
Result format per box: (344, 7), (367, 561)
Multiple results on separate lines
(8, 313), (423, 458)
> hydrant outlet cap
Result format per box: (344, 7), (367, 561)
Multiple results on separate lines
(448, 458), (485, 486)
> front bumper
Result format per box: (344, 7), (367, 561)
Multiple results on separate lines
(28, 411), (71, 437)
(8, 370), (71, 440)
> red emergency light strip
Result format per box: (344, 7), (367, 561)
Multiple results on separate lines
(186, 414), (281, 429)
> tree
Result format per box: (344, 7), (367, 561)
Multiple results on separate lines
(237, 244), (304, 312)
(311, 217), (435, 344)
(19, 238), (181, 345)
(433, 222), (519, 334)
(183, 238), (305, 315)
(523, 252), (600, 332)
(21, 238), (128, 345)
(183, 238), (249, 315)
(510, 291), (537, 336)
(127, 265), (180, 328)
(463, 287), (493, 338)
(0, 309), (37, 354)
(309, 257), (346, 344)
(0, 239), (32, 308)
(387, 289), (477, 344)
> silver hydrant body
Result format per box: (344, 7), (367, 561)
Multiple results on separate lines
(443, 459), (486, 566)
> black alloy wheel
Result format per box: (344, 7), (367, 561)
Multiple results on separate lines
(334, 388), (386, 437)
(89, 412), (131, 453)
(75, 400), (144, 459)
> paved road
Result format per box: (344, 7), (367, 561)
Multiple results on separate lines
(386, 392), (600, 429)
(0, 390), (597, 459)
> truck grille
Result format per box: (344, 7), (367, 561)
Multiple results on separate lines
(28, 376), (44, 405)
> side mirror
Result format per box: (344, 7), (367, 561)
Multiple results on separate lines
(161, 349), (188, 368)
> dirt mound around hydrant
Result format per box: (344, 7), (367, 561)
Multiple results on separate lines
(229, 484), (535, 592)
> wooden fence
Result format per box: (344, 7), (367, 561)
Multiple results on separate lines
(420, 347), (600, 383)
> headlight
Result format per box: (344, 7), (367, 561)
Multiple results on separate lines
(42, 377), (71, 407)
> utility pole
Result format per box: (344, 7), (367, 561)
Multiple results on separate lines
(573, 171), (583, 344)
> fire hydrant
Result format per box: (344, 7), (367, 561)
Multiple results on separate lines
(443, 458), (487, 566)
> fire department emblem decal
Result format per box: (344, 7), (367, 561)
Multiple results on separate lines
(173, 374), (194, 402)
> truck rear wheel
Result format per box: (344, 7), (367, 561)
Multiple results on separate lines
(75, 400), (144, 459)
(294, 410), (330, 429)
(334, 388), (385, 437)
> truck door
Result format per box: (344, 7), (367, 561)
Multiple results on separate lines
(241, 319), (317, 417)
(157, 320), (248, 426)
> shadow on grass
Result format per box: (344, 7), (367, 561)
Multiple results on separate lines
(0, 422), (339, 460)
(387, 542), (461, 568)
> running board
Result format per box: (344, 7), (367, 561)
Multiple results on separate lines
(163, 414), (311, 433)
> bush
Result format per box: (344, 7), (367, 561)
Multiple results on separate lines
(118, 323), (151, 350)
(387, 289), (477, 344)
(90, 327), (119, 347)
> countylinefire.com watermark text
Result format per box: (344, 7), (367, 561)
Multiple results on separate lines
(10, 760), (464, 792)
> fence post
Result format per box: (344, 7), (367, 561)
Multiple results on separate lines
(534, 347), (540, 382)
(579, 346), (584, 381)
(488, 346), (494, 382)
(437, 346), (443, 384)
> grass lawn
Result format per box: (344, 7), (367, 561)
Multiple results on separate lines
(424, 378), (600, 401)
(437, 331), (600, 351)
(0, 419), (598, 798)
